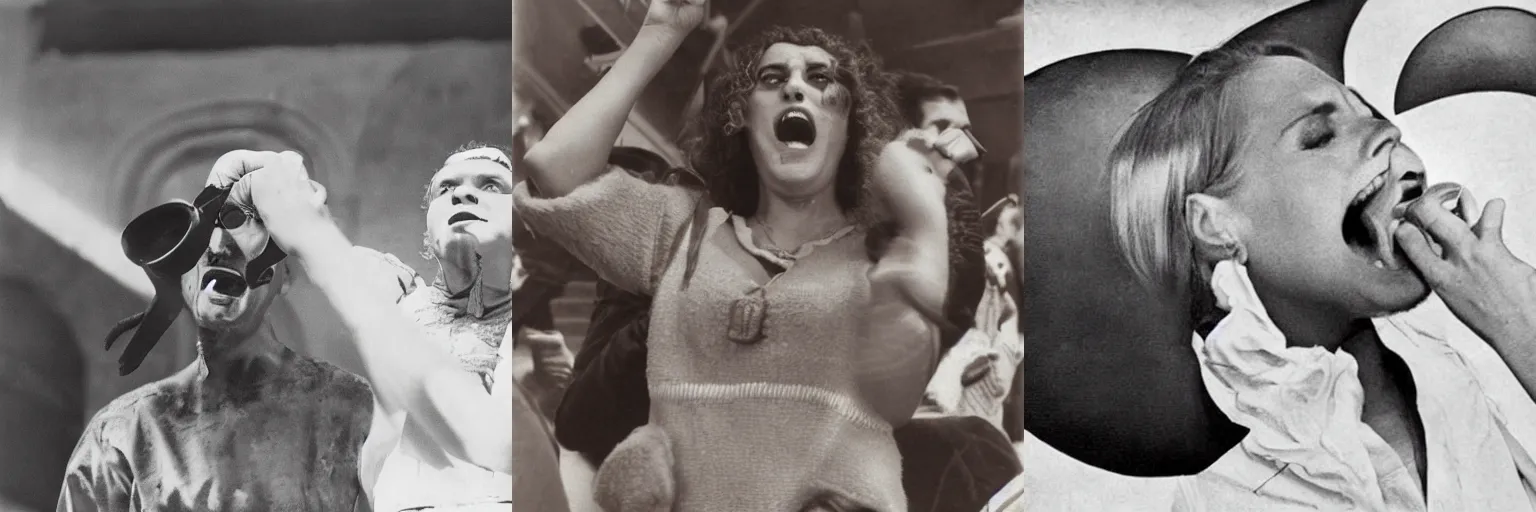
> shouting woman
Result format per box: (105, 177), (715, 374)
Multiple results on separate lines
(515, 0), (972, 510)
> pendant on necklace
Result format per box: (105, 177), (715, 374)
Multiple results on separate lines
(727, 287), (768, 345)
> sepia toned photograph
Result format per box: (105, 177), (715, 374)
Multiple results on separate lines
(1022, 0), (1536, 510)
(512, 0), (1022, 510)
(0, 0), (518, 510)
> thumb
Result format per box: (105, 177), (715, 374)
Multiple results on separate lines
(1477, 198), (1507, 244)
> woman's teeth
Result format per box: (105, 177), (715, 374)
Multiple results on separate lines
(786, 141), (809, 149)
(1351, 171), (1389, 207)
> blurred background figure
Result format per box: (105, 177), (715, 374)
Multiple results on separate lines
(0, 1), (508, 509)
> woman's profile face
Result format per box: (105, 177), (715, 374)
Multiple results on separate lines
(1223, 56), (1430, 316)
(744, 42), (852, 200)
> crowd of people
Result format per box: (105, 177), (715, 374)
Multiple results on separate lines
(513, 1), (1024, 510)
(53, 0), (1024, 510)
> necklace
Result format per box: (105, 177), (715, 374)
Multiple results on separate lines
(727, 217), (848, 346)
(753, 217), (847, 261)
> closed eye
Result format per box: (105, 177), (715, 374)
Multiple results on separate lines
(1302, 129), (1335, 150)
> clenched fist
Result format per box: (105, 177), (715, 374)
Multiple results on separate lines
(642, 0), (707, 37)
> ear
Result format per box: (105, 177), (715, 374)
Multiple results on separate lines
(1185, 193), (1249, 266)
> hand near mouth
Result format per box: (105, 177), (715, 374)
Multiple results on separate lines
(1394, 189), (1536, 355)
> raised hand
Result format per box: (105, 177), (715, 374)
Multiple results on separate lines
(642, 0), (707, 37)
(1395, 187), (1536, 351)
(232, 152), (333, 251)
(873, 129), (952, 235)
(206, 149), (285, 189)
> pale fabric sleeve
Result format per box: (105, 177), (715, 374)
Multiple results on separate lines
(352, 245), (422, 498)
(513, 168), (700, 296)
(349, 246), (421, 303)
(57, 417), (134, 512)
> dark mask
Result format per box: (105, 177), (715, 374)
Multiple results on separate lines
(103, 185), (287, 375)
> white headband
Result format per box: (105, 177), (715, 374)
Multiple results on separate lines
(444, 147), (511, 169)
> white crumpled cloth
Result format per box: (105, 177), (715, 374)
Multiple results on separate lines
(1177, 260), (1536, 511)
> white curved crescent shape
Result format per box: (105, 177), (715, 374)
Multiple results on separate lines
(1023, 0), (1303, 75)
(1343, 0), (1536, 114)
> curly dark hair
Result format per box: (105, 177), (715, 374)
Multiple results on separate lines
(683, 26), (900, 217)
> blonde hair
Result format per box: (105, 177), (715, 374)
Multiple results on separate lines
(1109, 41), (1315, 293)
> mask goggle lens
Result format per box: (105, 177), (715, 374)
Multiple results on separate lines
(216, 205), (250, 230)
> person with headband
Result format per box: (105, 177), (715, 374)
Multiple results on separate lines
(1108, 40), (1536, 510)
(206, 145), (530, 511)
(57, 150), (375, 512)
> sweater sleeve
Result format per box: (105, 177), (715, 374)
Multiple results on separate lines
(514, 168), (700, 296)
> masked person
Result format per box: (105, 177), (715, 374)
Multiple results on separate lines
(211, 146), (538, 511)
(57, 151), (375, 512)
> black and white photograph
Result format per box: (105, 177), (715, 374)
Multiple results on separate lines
(0, 1), (520, 510)
(512, 0), (1022, 510)
(1022, 0), (1536, 510)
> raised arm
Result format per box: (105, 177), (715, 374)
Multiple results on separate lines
(859, 132), (955, 425)
(236, 154), (513, 473)
(520, 0), (705, 197)
(298, 224), (513, 473)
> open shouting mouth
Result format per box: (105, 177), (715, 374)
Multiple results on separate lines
(448, 211), (485, 226)
(774, 106), (817, 149)
(201, 267), (248, 304)
(1341, 154), (1424, 270)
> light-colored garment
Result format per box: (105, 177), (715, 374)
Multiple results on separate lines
(920, 239), (1020, 435)
(56, 350), (375, 512)
(515, 169), (929, 511)
(361, 248), (513, 512)
(1174, 260), (1536, 511)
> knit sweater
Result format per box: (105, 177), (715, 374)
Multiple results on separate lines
(516, 169), (925, 511)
